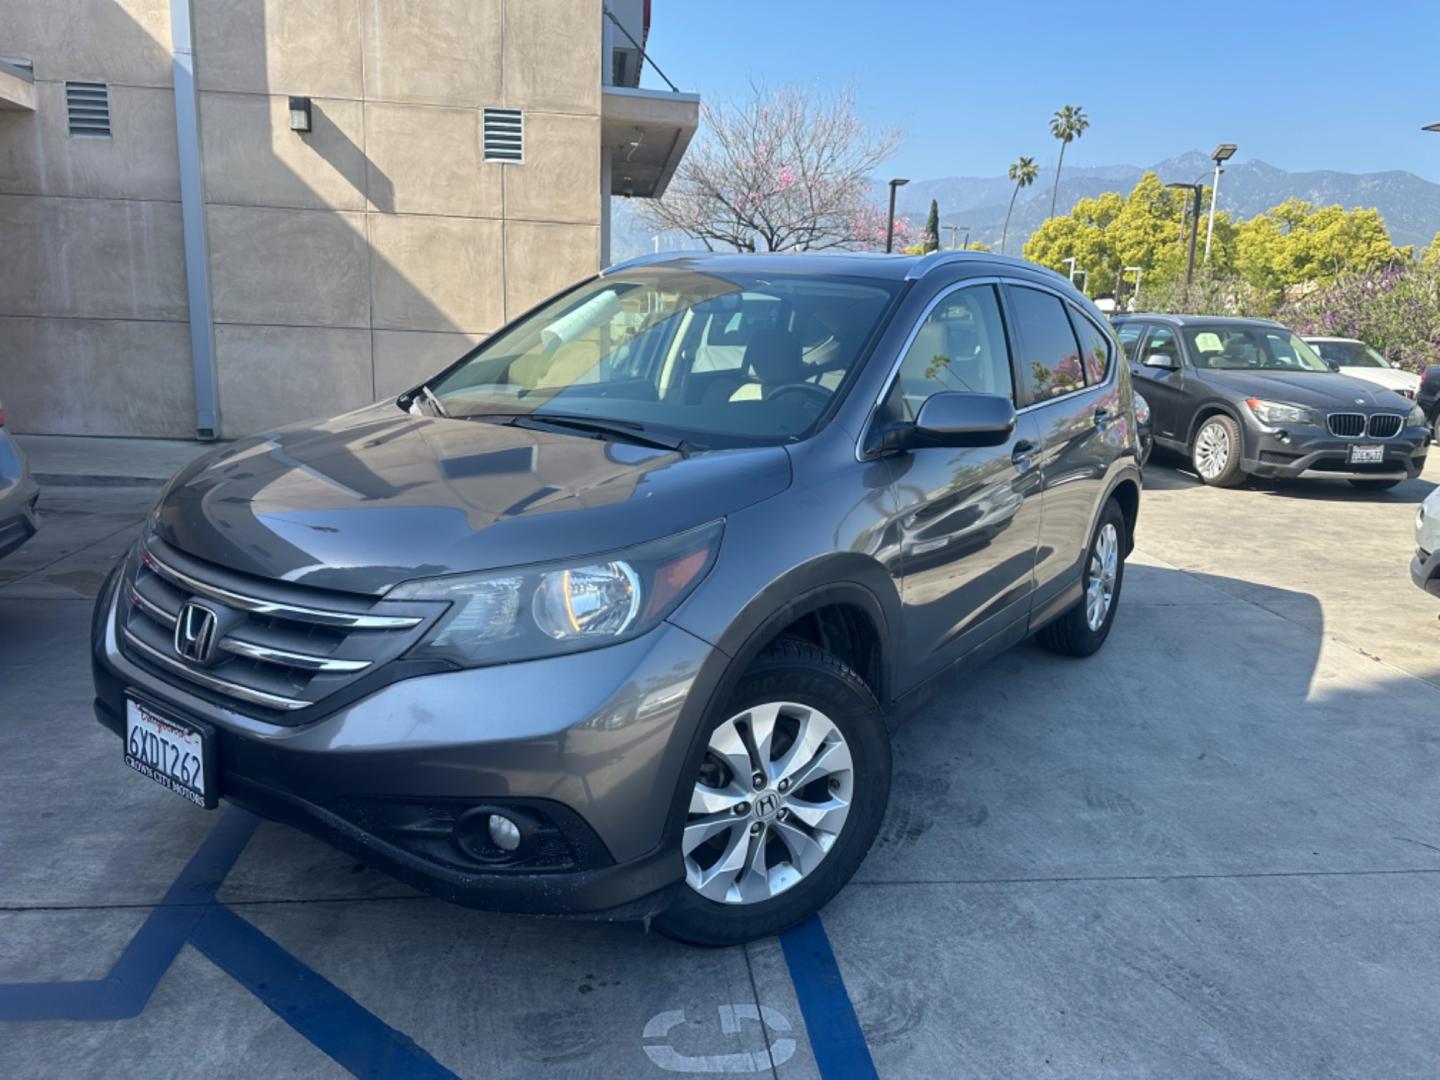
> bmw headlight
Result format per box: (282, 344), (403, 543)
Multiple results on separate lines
(388, 521), (723, 667)
(1408, 402), (1426, 427)
(1133, 391), (1151, 426)
(1245, 398), (1311, 426)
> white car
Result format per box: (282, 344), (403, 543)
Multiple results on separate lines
(1412, 487), (1440, 598)
(1303, 337), (1421, 399)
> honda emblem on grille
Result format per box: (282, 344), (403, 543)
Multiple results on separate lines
(174, 601), (220, 665)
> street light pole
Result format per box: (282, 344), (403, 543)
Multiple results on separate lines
(886, 177), (909, 253)
(1123, 265), (1143, 309)
(1167, 182), (1202, 292)
(1062, 256), (1079, 283)
(1204, 143), (1237, 263)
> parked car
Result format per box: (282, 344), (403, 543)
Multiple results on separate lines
(1134, 390), (1153, 467)
(1416, 364), (1440, 443)
(92, 251), (1141, 945)
(0, 397), (40, 560)
(1114, 314), (1427, 489)
(1412, 487), (1440, 598)
(1302, 337), (1420, 399)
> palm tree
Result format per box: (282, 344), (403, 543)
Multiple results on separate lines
(1001, 156), (1039, 255)
(1047, 104), (1089, 218)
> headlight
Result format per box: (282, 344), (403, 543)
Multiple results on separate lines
(389, 521), (723, 667)
(1409, 402), (1426, 427)
(1133, 392), (1151, 426)
(1244, 398), (1310, 426)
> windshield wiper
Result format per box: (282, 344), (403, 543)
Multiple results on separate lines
(482, 411), (688, 453)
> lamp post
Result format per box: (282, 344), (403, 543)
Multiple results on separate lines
(1167, 181), (1203, 291)
(1062, 256), (1080, 283)
(885, 177), (909, 253)
(1204, 143), (1236, 263)
(1123, 265), (1143, 310)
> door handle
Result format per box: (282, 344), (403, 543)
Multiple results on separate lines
(1093, 407), (1112, 431)
(1011, 440), (1038, 473)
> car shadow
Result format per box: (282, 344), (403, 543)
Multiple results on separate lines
(1143, 449), (1435, 502)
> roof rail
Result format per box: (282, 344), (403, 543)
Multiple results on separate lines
(902, 250), (1069, 284)
(599, 250), (708, 276)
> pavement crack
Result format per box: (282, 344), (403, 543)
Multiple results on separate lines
(1393, 836), (1440, 856)
(851, 866), (1440, 888)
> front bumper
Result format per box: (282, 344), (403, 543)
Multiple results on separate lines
(91, 568), (728, 916)
(1412, 546), (1440, 598)
(1241, 421), (1427, 481)
(0, 470), (40, 560)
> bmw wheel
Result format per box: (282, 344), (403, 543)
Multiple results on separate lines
(654, 639), (890, 946)
(1191, 414), (1246, 487)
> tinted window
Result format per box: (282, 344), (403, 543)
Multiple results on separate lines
(1142, 325), (1180, 363)
(1008, 286), (1084, 403)
(1070, 310), (1112, 384)
(1115, 322), (1144, 362)
(1183, 327), (1328, 372)
(891, 285), (1013, 420)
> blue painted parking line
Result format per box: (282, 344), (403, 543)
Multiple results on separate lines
(191, 904), (458, 1079)
(780, 914), (879, 1080)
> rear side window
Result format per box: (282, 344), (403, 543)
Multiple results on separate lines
(1008, 286), (1084, 403)
(1070, 310), (1112, 384)
(890, 284), (1013, 420)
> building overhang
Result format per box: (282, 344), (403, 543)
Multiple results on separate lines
(602, 85), (699, 199)
(0, 59), (36, 111)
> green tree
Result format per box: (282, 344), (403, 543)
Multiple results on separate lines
(1001, 156), (1039, 255)
(1047, 105), (1089, 218)
(1235, 199), (1408, 297)
(923, 199), (940, 253)
(1423, 231), (1440, 269)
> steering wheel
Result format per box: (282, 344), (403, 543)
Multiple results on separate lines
(765, 383), (831, 409)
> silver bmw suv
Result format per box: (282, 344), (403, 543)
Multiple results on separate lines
(93, 251), (1141, 945)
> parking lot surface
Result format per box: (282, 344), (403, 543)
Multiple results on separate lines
(3, 454), (1439, 1078)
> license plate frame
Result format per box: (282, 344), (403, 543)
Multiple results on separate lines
(1348, 444), (1384, 464)
(124, 695), (217, 808)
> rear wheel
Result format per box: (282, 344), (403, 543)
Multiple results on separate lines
(1192, 415), (1247, 487)
(1348, 478), (1402, 490)
(1037, 498), (1127, 658)
(654, 639), (890, 946)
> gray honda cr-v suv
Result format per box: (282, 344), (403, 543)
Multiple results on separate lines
(93, 251), (1141, 945)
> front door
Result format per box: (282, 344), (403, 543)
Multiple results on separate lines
(1130, 323), (1188, 443)
(882, 282), (1044, 685)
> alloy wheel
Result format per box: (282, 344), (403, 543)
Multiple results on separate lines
(1086, 522), (1120, 631)
(1194, 421), (1230, 480)
(683, 702), (854, 905)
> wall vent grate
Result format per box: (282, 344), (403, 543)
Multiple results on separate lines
(65, 80), (110, 137)
(482, 107), (523, 163)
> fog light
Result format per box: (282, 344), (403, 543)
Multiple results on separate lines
(487, 813), (521, 852)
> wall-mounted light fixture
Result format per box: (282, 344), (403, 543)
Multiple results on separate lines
(288, 96), (311, 133)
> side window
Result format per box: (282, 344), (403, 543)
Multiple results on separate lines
(1008, 286), (1085, 403)
(1115, 322), (1144, 363)
(891, 284), (1013, 421)
(1142, 325), (1181, 366)
(1070, 309), (1112, 384)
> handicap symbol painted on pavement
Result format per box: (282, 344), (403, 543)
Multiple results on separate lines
(643, 1002), (796, 1073)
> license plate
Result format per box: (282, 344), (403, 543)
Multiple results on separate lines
(124, 698), (216, 808)
(1348, 445), (1384, 464)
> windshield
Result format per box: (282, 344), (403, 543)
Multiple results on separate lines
(1184, 327), (1330, 372)
(1311, 340), (1390, 368)
(421, 269), (901, 449)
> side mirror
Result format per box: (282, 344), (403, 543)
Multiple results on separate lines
(1324, 358), (1341, 372)
(907, 392), (1017, 449)
(1143, 353), (1179, 370)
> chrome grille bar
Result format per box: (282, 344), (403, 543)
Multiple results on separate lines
(219, 636), (371, 673)
(121, 628), (310, 711)
(141, 549), (421, 630)
(129, 584), (177, 626)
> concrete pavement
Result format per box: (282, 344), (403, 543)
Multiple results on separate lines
(2, 455), (1438, 1078)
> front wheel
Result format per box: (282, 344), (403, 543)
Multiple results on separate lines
(654, 639), (891, 946)
(1192, 415), (1247, 487)
(1037, 498), (1127, 658)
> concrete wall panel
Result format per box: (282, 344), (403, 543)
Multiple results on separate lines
(194, 0), (363, 98)
(207, 204), (368, 327)
(1, 0), (174, 87)
(0, 194), (187, 319)
(0, 316), (195, 437)
(363, 102), (499, 217)
(503, 0), (600, 114)
(504, 220), (598, 318)
(368, 213), (502, 333)
(503, 111), (600, 224)
(371, 328), (484, 399)
(200, 92), (367, 211)
(361, 0), (502, 107)
(0, 82), (180, 201)
(215, 323), (372, 437)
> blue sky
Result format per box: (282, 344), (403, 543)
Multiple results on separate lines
(644, 0), (1440, 182)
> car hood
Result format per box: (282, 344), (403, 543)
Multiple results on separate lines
(1207, 370), (1413, 410)
(152, 404), (792, 595)
(1338, 366), (1421, 393)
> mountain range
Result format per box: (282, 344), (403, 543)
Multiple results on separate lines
(610, 151), (1440, 261)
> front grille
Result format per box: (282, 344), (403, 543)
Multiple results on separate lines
(1327, 412), (1366, 438)
(1368, 413), (1403, 439)
(1259, 450), (1302, 465)
(117, 538), (441, 717)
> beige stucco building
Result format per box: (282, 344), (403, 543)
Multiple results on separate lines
(0, 0), (696, 439)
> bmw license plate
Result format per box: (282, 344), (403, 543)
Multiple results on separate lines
(1348, 445), (1384, 464)
(124, 697), (216, 808)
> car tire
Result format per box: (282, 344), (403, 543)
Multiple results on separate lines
(1037, 498), (1127, 658)
(654, 638), (891, 947)
(1191, 414), (1247, 487)
(1348, 478), (1402, 490)
(1431, 413), (1440, 446)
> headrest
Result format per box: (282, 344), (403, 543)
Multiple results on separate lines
(745, 329), (803, 386)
